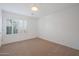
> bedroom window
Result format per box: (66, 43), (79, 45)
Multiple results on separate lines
(6, 19), (18, 34)
(6, 19), (27, 34)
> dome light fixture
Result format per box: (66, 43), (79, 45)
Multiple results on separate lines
(32, 6), (38, 11)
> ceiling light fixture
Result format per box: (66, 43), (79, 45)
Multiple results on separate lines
(31, 4), (38, 11)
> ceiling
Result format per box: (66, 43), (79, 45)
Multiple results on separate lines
(0, 3), (79, 18)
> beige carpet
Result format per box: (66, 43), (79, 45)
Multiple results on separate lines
(0, 38), (79, 56)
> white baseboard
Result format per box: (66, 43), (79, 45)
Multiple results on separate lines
(2, 35), (37, 45)
(38, 35), (79, 50)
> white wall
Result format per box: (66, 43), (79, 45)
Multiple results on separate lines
(0, 9), (2, 46)
(38, 5), (79, 50)
(2, 10), (38, 45)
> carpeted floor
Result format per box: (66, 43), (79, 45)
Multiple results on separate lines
(0, 38), (79, 56)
